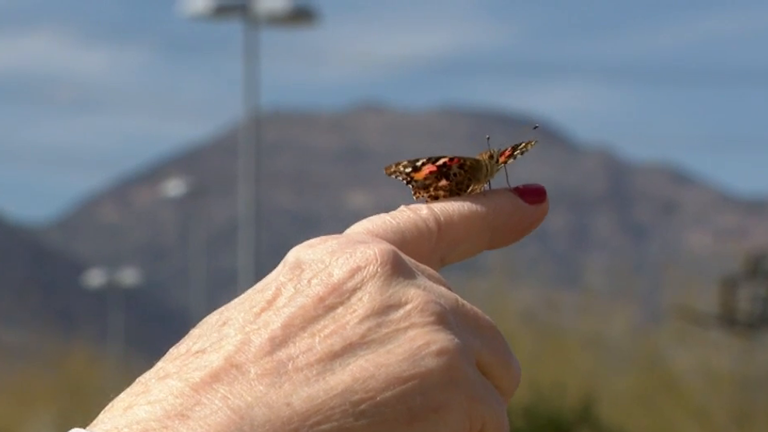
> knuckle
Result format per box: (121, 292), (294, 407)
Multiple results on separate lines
(367, 242), (410, 274)
(430, 332), (464, 360)
(425, 332), (468, 376)
(404, 295), (474, 374)
(406, 297), (465, 357)
(284, 234), (341, 259)
(406, 289), (462, 330)
(410, 292), (452, 323)
(339, 233), (412, 276)
(280, 235), (341, 267)
(280, 233), (415, 289)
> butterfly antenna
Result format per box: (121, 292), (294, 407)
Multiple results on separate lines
(531, 123), (540, 141)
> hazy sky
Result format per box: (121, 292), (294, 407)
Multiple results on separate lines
(2, 0), (768, 222)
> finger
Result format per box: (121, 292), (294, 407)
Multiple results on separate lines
(345, 184), (548, 271)
(471, 374), (512, 432)
(446, 291), (521, 401)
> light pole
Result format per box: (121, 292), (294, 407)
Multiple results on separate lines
(177, 0), (319, 294)
(158, 175), (209, 323)
(79, 265), (144, 390)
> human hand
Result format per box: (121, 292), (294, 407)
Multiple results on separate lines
(85, 184), (548, 432)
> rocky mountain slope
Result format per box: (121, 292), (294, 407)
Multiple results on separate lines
(38, 105), (768, 321)
(0, 215), (189, 361)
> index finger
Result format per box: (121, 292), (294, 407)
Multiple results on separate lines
(344, 185), (549, 270)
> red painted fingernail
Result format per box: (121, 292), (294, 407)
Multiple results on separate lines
(510, 184), (547, 205)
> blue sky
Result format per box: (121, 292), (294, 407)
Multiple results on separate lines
(2, 0), (768, 223)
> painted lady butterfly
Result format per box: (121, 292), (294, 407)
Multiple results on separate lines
(384, 136), (538, 202)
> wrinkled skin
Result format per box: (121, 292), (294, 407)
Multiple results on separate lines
(85, 185), (548, 432)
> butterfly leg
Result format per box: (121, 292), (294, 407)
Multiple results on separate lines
(486, 135), (494, 190)
(503, 165), (511, 188)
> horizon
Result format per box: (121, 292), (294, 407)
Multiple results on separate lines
(6, 103), (766, 229)
(2, 0), (768, 222)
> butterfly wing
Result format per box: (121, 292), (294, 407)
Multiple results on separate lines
(497, 140), (538, 165)
(384, 156), (490, 202)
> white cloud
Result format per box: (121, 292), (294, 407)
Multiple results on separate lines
(0, 3), (526, 110)
(6, 0), (766, 223)
(0, 26), (151, 81)
(262, 1), (522, 85)
(0, 24), (238, 151)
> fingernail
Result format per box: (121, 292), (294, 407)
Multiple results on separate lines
(510, 184), (547, 205)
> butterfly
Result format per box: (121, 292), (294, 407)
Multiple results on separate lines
(384, 137), (538, 202)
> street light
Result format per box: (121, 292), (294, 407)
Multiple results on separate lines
(80, 264), (144, 390)
(158, 175), (209, 323)
(158, 175), (193, 200)
(176, 0), (319, 294)
(179, 0), (317, 24)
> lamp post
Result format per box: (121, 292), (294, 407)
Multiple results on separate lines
(158, 175), (209, 323)
(176, 0), (319, 294)
(79, 265), (144, 389)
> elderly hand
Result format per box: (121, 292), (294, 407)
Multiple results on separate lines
(85, 184), (548, 432)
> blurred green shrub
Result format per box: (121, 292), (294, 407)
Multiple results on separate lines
(509, 392), (619, 432)
(0, 339), (142, 432)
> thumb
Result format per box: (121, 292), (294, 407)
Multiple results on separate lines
(344, 184), (548, 271)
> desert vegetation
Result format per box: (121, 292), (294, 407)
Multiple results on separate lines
(2, 282), (766, 432)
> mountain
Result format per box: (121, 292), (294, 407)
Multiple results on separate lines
(38, 105), (768, 321)
(0, 215), (189, 361)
